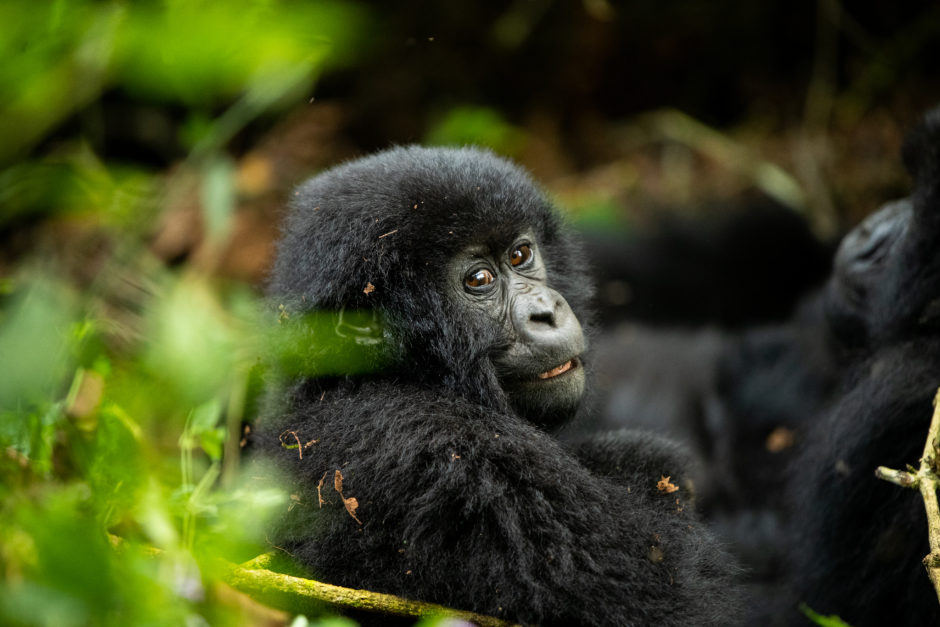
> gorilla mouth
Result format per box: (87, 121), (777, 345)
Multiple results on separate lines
(537, 358), (577, 380)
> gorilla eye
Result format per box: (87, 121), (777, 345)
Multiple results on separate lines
(509, 244), (532, 267)
(465, 268), (495, 289)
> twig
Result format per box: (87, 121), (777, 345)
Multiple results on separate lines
(875, 386), (940, 605)
(109, 536), (518, 625)
(220, 554), (520, 627)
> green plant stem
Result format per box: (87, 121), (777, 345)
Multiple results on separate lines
(219, 554), (520, 627)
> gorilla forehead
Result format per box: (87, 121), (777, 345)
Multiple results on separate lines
(272, 146), (563, 309)
(304, 145), (552, 245)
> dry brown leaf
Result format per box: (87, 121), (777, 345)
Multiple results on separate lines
(343, 496), (362, 525)
(363, 282), (375, 295)
(331, 470), (362, 525)
(334, 469), (344, 493)
(657, 475), (679, 494)
(317, 471), (328, 508)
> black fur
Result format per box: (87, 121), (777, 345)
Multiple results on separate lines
(252, 146), (740, 626)
(583, 299), (839, 597)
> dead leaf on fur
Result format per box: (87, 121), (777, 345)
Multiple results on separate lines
(333, 470), (362, 525)
(657, 475), (679, 494)
(334, 469), (344, 492)
(279, 430), (304, 459)
(363, 282), (375, 295)
(343, 496), (362, 525)
(317, 471), (328, 507)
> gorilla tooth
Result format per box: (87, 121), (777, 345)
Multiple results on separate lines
(538, 359), (574, 379)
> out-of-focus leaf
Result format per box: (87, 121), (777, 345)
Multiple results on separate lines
(567, 196), (629, 232)
(201, 156), (236, 245)
(0, 155), (155, 227)
(112, 0), (367, 108)
(263, 309), (390, 378)
(0, 281), (76, 410)
(425, 105), (527, 156)
(0, 404), (64, 477)
(88, 403), (146, 527)
(145, 277), (236, 405)
(0, 0), (116, 164)
(800, 603), (854, 627)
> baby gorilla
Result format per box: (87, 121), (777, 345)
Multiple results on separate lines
(252, 146), (739, 626)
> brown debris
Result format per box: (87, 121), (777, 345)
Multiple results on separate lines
(765, 426), (795, 452)
(363, 282), (375, 295)
(657, 475), (679, 494)
(317, 471), (329, 508)
(334, 469), (344, 493)
(279, 430), (317, 460)
(333, 470), (362, 525)
(343, 497), (362, 525)
(279, 430), (304, 459)
(648, 545), (665, 563)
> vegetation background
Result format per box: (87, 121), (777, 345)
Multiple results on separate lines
(1, 1), (939, 625)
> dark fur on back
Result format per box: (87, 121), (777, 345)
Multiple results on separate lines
(252, 146), (740, 626)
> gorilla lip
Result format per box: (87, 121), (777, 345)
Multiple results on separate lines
(537, 358), (577, 380)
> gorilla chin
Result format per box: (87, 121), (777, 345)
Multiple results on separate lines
(502, 356), (586, 429)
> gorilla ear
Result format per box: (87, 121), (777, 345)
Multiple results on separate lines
(334, 307), (384, 346)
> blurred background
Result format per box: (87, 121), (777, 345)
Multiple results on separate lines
(1, 1), (939, 625)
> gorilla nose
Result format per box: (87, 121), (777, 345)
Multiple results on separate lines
(528, 296), (558, 327)
(514, 287), (583, 348)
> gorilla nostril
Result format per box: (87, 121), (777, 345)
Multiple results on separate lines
(530, 310), (555, 326)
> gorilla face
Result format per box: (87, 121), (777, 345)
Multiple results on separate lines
(447, 229), (586, 428)
(832, 199), (912, 308)
(827, 199), (913, 346)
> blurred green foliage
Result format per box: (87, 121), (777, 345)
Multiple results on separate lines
(0, 0), (374, 624)
(425, 105), (527, 156)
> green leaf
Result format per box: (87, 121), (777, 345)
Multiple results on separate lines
(799, 603), (854, 627)
(425, 105), (527, 156)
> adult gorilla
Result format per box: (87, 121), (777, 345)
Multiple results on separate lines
(251, 146), (740, 626)
(780, 108), (940, 626)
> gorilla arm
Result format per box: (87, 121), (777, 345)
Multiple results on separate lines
(565, 429), (699, 501)
(254, 379), (738, 627)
